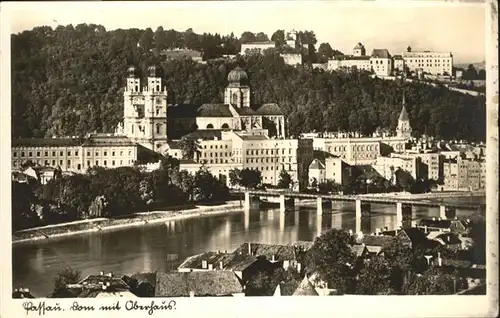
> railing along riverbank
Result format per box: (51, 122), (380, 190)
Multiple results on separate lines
(12, 201), (244, 244)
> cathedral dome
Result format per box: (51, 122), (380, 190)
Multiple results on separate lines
(127, 65), (139, 78)
(148, 65), (162, 77)
(227, 66), (248, 85)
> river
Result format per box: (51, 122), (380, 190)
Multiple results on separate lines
(12, 196), (485, 297)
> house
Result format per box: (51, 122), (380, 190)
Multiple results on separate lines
(305, 273), (338, 296)
(418, 217), (468, 234)
(233, 243), (306, 270)
(49, 272), (136, 298)
(308, 158), (326, 185)
(273, 280), (300, 296)
(426, 232), (463, 251)
(350, 244), (368, 258)
(293, 276), (320, 296)
(130, 271), (244, 297)
(177, 251), (273, 283)
(352, 233), (395, 256)
(12, 288), (35, 299)
(24, 166), (57, 185)
(380, 228), (430, 250)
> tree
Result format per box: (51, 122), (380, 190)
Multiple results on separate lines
(228, 168), (242, 188)
(277, 169), (292, 189)
(239, 168), (262, 189)
(240, 31), (256, 43)
(154, 26), (166, 51)
(356, 256), (393, 295)
(317, 42), (334, 62)
(271, 29), (286, 48)
(139, 28), (154, 52)
(54, 267), (81, 292)
(192, 166), (229, 202)
(403, 267), (466, 295)
(305, 229), (357, 294)
(178, 137), (200, 161)
(318, 180), (342, 194)
(246, 267), (301, 296)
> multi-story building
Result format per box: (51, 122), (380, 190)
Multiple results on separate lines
(373, 154), (423, 183)
(327, 43), (393, 77)
(443, 155), (486, 191)
(11, 135), (138, 172)
(392, 55), (405, 74)
(401, 46), (453, 76)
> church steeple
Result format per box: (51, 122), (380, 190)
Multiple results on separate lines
(396, 91), (412, 139)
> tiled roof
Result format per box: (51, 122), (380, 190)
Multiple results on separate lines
(397, 228), (428, 245)
(350, 244), (367, 257)
(254, 103), (283, 116)
(239, 134), (268, 141)
(293, 241), (314, 251)
(309, 159), (325, 170)
(293, 276), (319, 296)
(78, 274), (131, 290)
(177, 252), (259, 272)
(233, 243), (297, 261)
(427, 232), (462, 245)
(393, 54), (403, 60)
(82, 136), (137, 147)
(354, 234), (395, 248)
(337, 55), (371, 61)
(183, 129), (223, 140)
(371, 49), (391, 59)
(197, 104), (234, 117)
(12, 138), (83, 147)
(131, 272), (158, 287)
(233, 107), (256, 115)
(155, 271), (243, 297)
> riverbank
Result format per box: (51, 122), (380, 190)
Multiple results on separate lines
(359, 190), (485, 200)
(12, 201), (244, 244)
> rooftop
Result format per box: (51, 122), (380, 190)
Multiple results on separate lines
(254, 103), (284, 116)
(371, 49), (391, 59)
(183, 129), (223, 140)
(155, 271), (243, 297)
(309, 158), (326, 170)
(197, 103), (234, 117)
(177, 251), (259, 272)
(233, 243), (298, 261)
(293, 276), (319, 296)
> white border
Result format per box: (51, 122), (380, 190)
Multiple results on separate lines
(0, 1), (498, 318)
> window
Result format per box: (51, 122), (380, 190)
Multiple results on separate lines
(87, 151), (91, 156)
(120, 151), (123, 156)
(68, 151), (71, 156)
(36, 151), (40, 157)
(112, 151), (115, 156)
(52, 160), (56, 165)
(104, 151), (108, 156)
(96, 160), (99, 166)
(60, 151), (63, 156)
(112, 160), (115, 166)
(21, 152), (25, 157)
(67, 160), (71, 166)
(45, 151), (48, 156)
(104, 160), (107, 166)
(77, 164), (81, 170)
(156, 124), (160, 134)
(59, 160), (63, 165)
(87, 161), (90, 167)
(13, 152), (17, 157)
(75, 151), (79, 156)
(45, 160), (49, 165)
(96, 151), (100, 156)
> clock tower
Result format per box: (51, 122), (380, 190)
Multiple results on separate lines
(123, 65), (169, 152)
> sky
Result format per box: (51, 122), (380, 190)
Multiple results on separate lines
(4, 1), (487, 64)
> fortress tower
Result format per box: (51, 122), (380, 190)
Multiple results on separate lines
(396, 93), (412, 140)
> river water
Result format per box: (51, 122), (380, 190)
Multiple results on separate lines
(12, 196), (485, 297)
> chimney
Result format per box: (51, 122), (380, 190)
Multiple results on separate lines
(99, 271), (104, 276)
(437, 252), (442, 267)
(102, 285), (107, 291)
(202, 260), (208, 269)
(297, 263), (302, 273)
(208, 263), (213, 270)
(107, 272), (113, 277)
(271, 254), (276, 262)
(424, 225), (428, 234)
(106, 282), (110, 287)
(248, 243), (251, 255)
(432, 217), (436, 221)
(189, 291), (195, 297)
(219, 261), (223, 270)
(348, 229), (353, 236)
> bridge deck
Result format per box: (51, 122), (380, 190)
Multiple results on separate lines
(232, 190), (484, 210)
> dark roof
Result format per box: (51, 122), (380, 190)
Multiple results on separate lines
(354, 165), (384, 180)
(254, 103), (283, 116)
(428, 232), (462, 245)
(371, 49), (391, 59)
(293, 241), (314, 251)
(275, 280), (300, 296)
(233, 243), (297, 261)
(155, 271), (243, 297)
(12, 138), (83, 147)
(353, 43), (364, 50)
(397, 228), (429, 246)
(12, 289), (35, 299)
(78, 274), (131, 290)
(293, 276), (319, 296)
(354, 234), (395, 248)
(239, 134), (268, 141)
(393, 54), (403, 60)
(197, 103), (234, 117)
(82, 135), (137, 147)
(131, 272), (158, 287)
(419, 218), (452, 228)
(350, 244), (368, 257)
(167, 141), (181, 150)
(183, 129), (223, 140)
(336, 55), (371, 61)
(167, 103), (199, 118)
(233, 107), (256, 115)
(399, 105), (409, 121)
(177, 252), (259, 271)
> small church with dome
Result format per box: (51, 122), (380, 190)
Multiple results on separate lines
(117, 65), (287, 154)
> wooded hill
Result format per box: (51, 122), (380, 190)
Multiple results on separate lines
(11, 24), (486, 141)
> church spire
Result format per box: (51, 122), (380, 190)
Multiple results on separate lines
(399, 92), (409, 121)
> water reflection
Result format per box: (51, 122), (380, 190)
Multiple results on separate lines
(13, 198), (483, 297)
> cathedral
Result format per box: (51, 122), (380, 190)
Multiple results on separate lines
(116, 65), (287, 154)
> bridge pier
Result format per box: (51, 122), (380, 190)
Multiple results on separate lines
(355, 200), (371, 233)
(439, 205), (456, 219)
(279, 195), (295, 213)
(316, 197), (331, 215)
(396, 202), (413, 228)
(244, 192), (260, 211)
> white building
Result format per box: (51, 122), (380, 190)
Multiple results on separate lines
(402, 46), (453, 76)
(327, 43), (393, 76)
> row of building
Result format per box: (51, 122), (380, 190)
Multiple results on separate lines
(326, 43), (453, 77)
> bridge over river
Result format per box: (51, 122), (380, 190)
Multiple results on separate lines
(231, 190), (485, 232)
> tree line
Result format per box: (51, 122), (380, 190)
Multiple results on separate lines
(11, 157), (229, 231)
(11, 24), (486, 142)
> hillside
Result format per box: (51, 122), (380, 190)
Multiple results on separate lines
(11, 24), (486, 142)
(454, 61), (486, 70)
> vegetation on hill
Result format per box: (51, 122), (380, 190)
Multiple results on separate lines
(11, 25), (486, 141)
